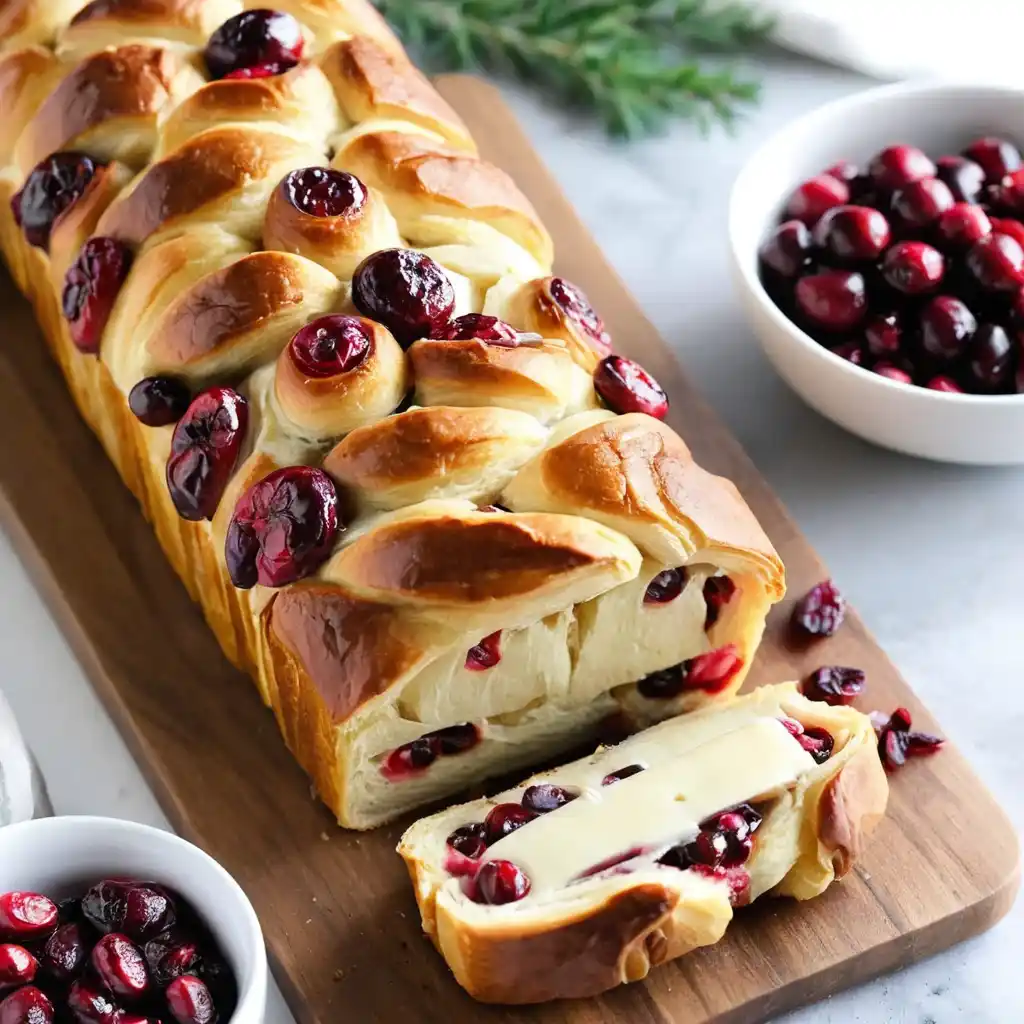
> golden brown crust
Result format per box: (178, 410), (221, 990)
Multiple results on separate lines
(271, 0), (404, 55)
(0, 0), (84, 48)
(60, 0), (232, 49)
(0, 45), (63, 163)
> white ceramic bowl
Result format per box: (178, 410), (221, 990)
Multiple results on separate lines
(0, 816), (266, 1024)
(730, 81), (1024, 465)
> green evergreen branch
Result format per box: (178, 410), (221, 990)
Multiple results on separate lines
(374, 0), (771, 139)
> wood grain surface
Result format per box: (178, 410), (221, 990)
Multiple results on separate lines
(0, 74), (1017, 1024)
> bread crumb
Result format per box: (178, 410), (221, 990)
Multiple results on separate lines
(320, 832), (330, 842)
(333, 969), (344, 982)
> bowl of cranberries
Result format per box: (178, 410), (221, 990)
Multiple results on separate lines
(0, 817), (266, 1024)
(730, 81), (1024, 464)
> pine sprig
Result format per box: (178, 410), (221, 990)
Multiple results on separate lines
(374, 0), (772, 138)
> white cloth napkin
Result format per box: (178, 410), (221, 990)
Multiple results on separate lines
(759, 0), (1024, 84)
(0, 688), (51, 826)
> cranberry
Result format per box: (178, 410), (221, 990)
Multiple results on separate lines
(783, 174), (849, 227)
(758, 220), (812, 279)
(129, 377), (191, 427)
(593, 355), (669, 418)
(936, 155), (986, 203)
(446, 824), (488, 859)
(966, 233), (1024, 292)
(382, 739), (436, 778)
(91, 934), (148, 999)
(920, 296), (977, 360)
(781, 719), (834, 763)
(225, 466), (339, 589)
(483, 804), (535, 844)
(968, 324), (1014, 391)
(550, 277), (611, 352)
(935, 203), (992, 250)
(926, 375), (964, 393)
(637, 645), (743, 699)
(166, 975), (215, 1024)
(689, 863), (751, 905)
(288, 315), (372, 378)
(0, 894), (56, 941)
(280, 167), (366, 218)
(990, 217), (1024, 250)
(890, 177), (954, 230)
(0, 945), (36, 988)
(826, 160), (859, 185)
(992, 168), (1024, 217)
(62, 237), (133, 355)
(791, 579), (845, 639)
(794, 270), (867, 331)
(829, 341), (865, 365)
(439, 313), (519, 346)
(204, 9), (303, 80)
(11, 153), (97, 250)
(81, 881), (174, 942)
(351, 249), (455, 346)
(465, 630), (502, 670)
(521, 784), (576, 814)
(644, 567), (686, 604)
(601, 764), (645, 786)
(432, 724), (480, 755)
(472, 861), (530, 905)
(221, 65), (278, 80)
(864, 312), (902, 358)
(143, 931), (200, 986)
(881, 241), (944, 295)
(803, 666), (866, 706)
(0, 987), (52, 1024)
(813, 205), (890, 261)
(873, 363), (912, 384)
(703, 575), (736, 629)
(40, 923), (87, 982)
(166, 388), (248, 521)
(963, 137), (1021, 183)
(577, 847), (647, 879)
(67, 981), (115, 1024)
(868, 145), (935, 191)
(875, 707), (944, 772)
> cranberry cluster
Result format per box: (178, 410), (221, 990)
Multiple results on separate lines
(636, 644), (744, 699)
(0, 880), (235, 1024)
(380, 724), (481, 780)
(760, 137), (1024, 394)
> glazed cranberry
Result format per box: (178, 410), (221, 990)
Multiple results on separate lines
(40, 923), (87, 982)
(204, 10), (303, 80)
(0, 893), (56, 941)
(990, 217), (1024, 251)
(81, 881), (174, 942)
(703, 575), (736, 629)
(791, 579), (845, 638)
(963, 137), (1021, 183)
(601, 764), (645, 786)
(129, 377), (191, 427)
(797, 726), (835, 764)
(881, 241), (944, 295)
(465, 630), (502, 670)
(11, 153), (96, 250)
(873, 363), (912, 384)
(829, 340), (865, 365)
(966, 233), (1024, 292)
(936, 155), (986, 203)
(868, 145), (935, 191)
(351, 249), (455, 346)
(813, 205), (890, 261)
(758, 220), (812, 280)
(166, 387), (248, 521)
(288, 315), (372, 378)
(794, 270), (867, 331)
(281, 167), (365, 218)
(440, 313), (519, 346)
(0, 987), (52, 1024)
(550, 277), (611, 352)
(446, 823), (488, 859)
(62, 237), (133, 354)
(483, 804), (535, 844)
(890, 177), (954, 229)
(521, 784), (576, 814)
(920, 296), (977, 360)
(593, 355), (669, 418)
(472, 861), (530, 905)
(644, 567), (686, 604)
(67, 981), (115, 1024)
(864, 312), (902, 358)
(803, 666), (866, 706)
(926, 375), (964, 393)
(935, 203), (992, 250)
(697, 806), (762, 868)
(637, 645), (743, 699)
(783, 174), (849, 227)
(382, 739), (436, 778)
(0, 945), (36, 987)
(91, 934), (148, 999)
(968, 324), (1014, 391)
(166, 975), (215, 1024)
(826, 160), (859, 185)
(432, 724), (480, 756)
(143, 931), (200, 986)
(875, 707), (944, 771)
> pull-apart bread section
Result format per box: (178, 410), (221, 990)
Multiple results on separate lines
(399, 683), (888, 1003)
(0, 0), (784, 827)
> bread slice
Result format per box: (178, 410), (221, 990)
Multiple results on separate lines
(398, 683), (888, 1003)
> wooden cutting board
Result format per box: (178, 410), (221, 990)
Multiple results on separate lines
(0, 74), (1017, 1024)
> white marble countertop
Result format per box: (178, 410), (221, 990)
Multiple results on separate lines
(1, 54), (1020, 1023)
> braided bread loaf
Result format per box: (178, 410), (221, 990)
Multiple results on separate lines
(0, 0), (785, 828)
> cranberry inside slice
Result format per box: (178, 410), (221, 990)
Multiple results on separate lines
(465, 630), (502, 671)
(600, 764), (645, 786)
(12, 152), (97, 251)
(521, 784), (576, 814)
(204, 9), (304, 80)
(703, 575), (736, 629)
(129, 377), (191, 428)
(288, 316), (373, 379)
(483, 803), (535, 844)
(550, 277), (612, 352)
(791, 579), (846, 639)
(576, 846), (647, 879)
(440, 313), (519, 346)
(446, 824), (488, 859)
(593, 355), (669, 418)
(643, 567), (686, 604)
(471, 860), (530, 905)
(380, 723), (480, 780)
(62, 237), (133, 355)
(637, 645), (744, 699)
(281, 167), (366, 219)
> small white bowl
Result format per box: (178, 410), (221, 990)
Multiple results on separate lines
(729, 80), (1024, 465)
(0, 816), (266, 1024)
